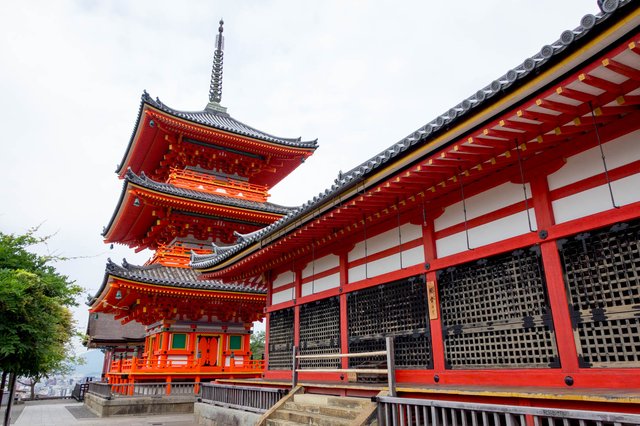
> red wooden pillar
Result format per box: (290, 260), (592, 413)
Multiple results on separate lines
(293, 270), (302, 348)
(339, 252), (349, 370)
(530, 176), (579, 372)
(220, 332), (229, 368)
(422, 215), (445, 373)
(102, 348), (113, 376)
(264, 271), (272, 371)
(187, 329), (196, 366)
(161, 328), (170, 367)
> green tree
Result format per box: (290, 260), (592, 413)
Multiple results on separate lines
(0, 227), (82, 413)
(250, 330), (265, 360)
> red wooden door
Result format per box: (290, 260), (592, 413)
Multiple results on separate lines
(197, 335), (219, 366)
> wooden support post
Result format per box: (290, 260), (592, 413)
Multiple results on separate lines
(166, 376), (172, 396)
(339, 252), (350, 372)
(291, 346), (298, 389)
(386, 336), (396, 397)
(531, 176), (580, 372)
(422, 216), (445, 373)
(264, 313), (271, 372)
(187, 331), (196, 367)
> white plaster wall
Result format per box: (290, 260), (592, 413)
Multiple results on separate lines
(547, 129), (640, 190)
(348, 223), (422, 262)
(302, 254), (339, 279)
(271, 288), (294, 305)
(435, 182), (532, 232)
(436, 209), (537, 257)
(348, 245), (425, 282)
(167, 355), (188, 365)
(273, 270), (295, 289)
(225, 355), (244, 367)
(552, 174), (640, 223)
(301, 272), (340, 297)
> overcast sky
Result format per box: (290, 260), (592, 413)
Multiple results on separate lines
(0, 0), (601, 353)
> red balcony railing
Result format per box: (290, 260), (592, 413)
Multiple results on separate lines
(109, 356), (265, 375)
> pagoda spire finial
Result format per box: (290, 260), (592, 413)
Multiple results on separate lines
(207, 19), (227, 112)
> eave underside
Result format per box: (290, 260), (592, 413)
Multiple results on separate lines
(118, 103), (317, 188)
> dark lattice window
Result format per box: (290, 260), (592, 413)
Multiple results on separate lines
(438, 246), (559, 369)
(268, 308), (294, 370)
(558, 220), (640, 367)
(347, 275), (432, 380)
(299, 297), (341, 369)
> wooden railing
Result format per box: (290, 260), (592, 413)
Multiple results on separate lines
(375, 396), (640, 426)
(71, 383), (90, 401)
(200, 383), (287, 414)
(87, 382), (113, 399)
(146, 242), (211, 267)
(109, 356), (265, 374)
(292, 336), (396, 396)
(168, 168), (269, 202)
(88, 381), (199, 398)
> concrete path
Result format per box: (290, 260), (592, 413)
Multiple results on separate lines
(6, 400), (197, 426)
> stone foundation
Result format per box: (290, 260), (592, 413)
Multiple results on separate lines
(194, 402), (261, 426)
(84, 392), (194, 417)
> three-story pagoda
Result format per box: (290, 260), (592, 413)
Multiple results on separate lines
(86, 21), (317, 386)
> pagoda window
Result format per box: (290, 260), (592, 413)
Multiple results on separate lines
(171, 333), (187, 350)
(229, 335), (243, 351)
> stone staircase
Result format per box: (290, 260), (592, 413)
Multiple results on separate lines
(261, 389), (378, 426)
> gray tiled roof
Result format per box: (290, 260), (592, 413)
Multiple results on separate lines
(190, 0), (633, 270)
(102, 169), (293, 237)
(89, 258), (266, 305)
(126, 169), (294, 215)
(86, 312), (146, 345)
(144, 93), (318, 148)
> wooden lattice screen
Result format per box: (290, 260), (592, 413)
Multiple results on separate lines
(438, 246), (559, 369)
(559, 220), (640, 367)
(267, 308), (294, 370)
(299, 297), (341, 369)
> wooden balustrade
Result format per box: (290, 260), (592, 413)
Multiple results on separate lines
(108, 356), (265, 375)
(167, 168), (269, 202)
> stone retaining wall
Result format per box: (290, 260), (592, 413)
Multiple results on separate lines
(84, 392), (194, 417)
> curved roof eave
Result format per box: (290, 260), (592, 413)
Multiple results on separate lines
(102, 169), (296, 238)
(88, 258), (266, 308)
(116, 92), (318, 176)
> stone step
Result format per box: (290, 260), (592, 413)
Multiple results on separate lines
(293, 393), (371, 409)
(283, 400), (359, 419)
(271, 408), (353, 426)
(266, 419), (303, 426)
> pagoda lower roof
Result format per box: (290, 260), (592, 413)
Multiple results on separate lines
(102, 170), (293, 244)
(89, 259), (266, 325)
(93, 258), (266, 299)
